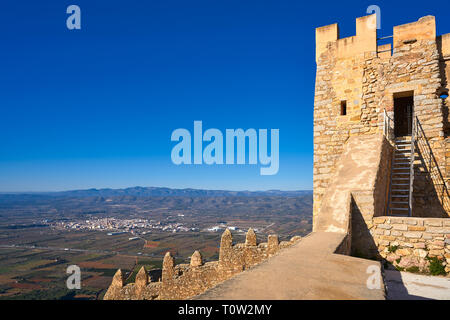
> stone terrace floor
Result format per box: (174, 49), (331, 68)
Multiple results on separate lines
(385, 269), (450, 300)
(196, 232), (385, 300)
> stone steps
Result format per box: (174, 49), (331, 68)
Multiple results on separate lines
(388, 136), (413, 216)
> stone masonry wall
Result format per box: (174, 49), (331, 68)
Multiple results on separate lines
(351, 135), (393, 258)
(314, 15), (381, 226)
(371, 216), (450, 273)
(315, 134), (391, 237)
(103, 228), (301, 300)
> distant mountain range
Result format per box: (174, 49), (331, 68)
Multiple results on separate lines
(0, 186), (312, 200)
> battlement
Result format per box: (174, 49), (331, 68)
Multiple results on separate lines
(315, 15), (442, 63)
(315, 14), (377, 62)
(439, 33), (450, 57)
(393, 16), (435, 48)
(103, 228), (301, 300)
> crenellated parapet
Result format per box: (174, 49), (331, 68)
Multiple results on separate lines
(103, 228), (302, 300)
(315, 14), (377, 63)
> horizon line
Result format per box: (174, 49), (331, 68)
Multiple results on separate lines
(0, 185), (313, 194)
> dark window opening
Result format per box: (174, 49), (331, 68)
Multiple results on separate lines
(340, 101), (347, 115)
(394, 92), (414, 137)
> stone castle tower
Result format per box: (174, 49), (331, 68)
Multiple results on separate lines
(313, 14), (450, 229)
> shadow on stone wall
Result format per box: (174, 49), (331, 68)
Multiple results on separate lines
(436, 36), (450, 137)
(383, 269), (434, 300)
(413, 120), (450, 217)
(351, 196), (382, 260)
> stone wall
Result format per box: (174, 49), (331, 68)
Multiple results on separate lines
(103, 228), (301, 300)
(315, 134), (391, 237)
(350, 135), (393, 258)
(371, 216), (450, 273)
(311, 132), (393, 258)
(314, 14), (381, 225)
(314, 15), (450, 220)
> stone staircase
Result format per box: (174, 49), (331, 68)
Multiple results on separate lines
(388, 136), (414, 216)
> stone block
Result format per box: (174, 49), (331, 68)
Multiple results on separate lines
(405, 219), (417, 225)
(427, 228), (449, 234)
(428, 249), (445, 256)
(414, 242), (426, 249)
(393, 224), (408, 231)
(408, 226), (426, 231)
(397, 248), (412, 256)
(404, 232), (422, 239)
(422, 233), (433, 240)
(373, 217), (386, 224)
(413, 249), (428, 258)
(425, 219), (443, 227)
(390, 217), (404, 224)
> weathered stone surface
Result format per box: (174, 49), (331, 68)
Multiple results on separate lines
(111, 269), (124, 288)
(103, 269), (124, 300)
(414, 242), (426, 249)
(425, 220), (443, 227)
(397, 248), (412, 256)
(245, 228), (257, 246)
(404, 232), (422, 239)
(414, 249), (428, 259)
(373, 217), (386, 224)
(397, 256), (428, 271)
(220, 228), (233, 248)
(135, 266), (148, 287)
(162, 251), (175, 283)
(393, 224), (408, 231)
(268, 235), (279, 255)
(190, 250), (203, 267)
(372, 216), (450, 272)
(408, 226), (426, 231)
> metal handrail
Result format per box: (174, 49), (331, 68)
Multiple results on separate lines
(415, 118), (450, 212)
(377, 35), (393, 40)
(383, 109), (394, 140)
(385, 113), (449, 216)
(408, 116), (416, 217)
(384, 109), (394, 216)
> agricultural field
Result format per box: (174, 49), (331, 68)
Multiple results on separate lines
(0, 228), (229, 300)
(0, 188), (313, 299)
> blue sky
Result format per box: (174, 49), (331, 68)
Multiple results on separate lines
(0, 0), (448, 192)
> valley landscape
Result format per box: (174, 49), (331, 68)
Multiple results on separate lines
(0, 187), (312, 300)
